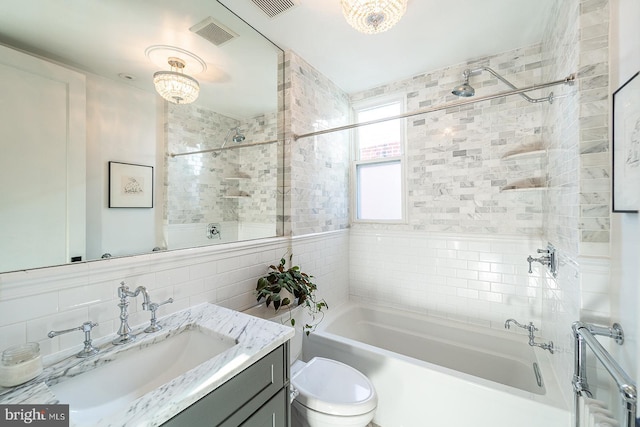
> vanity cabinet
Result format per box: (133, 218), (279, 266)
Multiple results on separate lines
(162, 343), (290, 427)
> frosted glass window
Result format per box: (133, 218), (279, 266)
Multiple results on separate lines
(357, 161), (402, 220)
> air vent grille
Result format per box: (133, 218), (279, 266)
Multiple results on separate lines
(251, 0), (298, 18)
(190, 17), (238, 47)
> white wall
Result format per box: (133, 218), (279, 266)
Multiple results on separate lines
(86, 75), (160, 260)
(609, 0), (640, 397)
(0, 44), (86, 271)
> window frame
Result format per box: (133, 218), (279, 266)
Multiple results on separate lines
(350, 95), (407, 224)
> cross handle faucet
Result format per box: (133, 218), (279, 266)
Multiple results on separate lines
(48, 321), (99, 358)
(144, 297), (174, 333)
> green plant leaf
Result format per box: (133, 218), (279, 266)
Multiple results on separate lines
(290, 318), (296, 326)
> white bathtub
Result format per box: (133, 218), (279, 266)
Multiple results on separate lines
(303, 303), (570, 427)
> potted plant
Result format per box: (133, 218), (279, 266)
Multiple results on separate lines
(255, 254), (328, 335)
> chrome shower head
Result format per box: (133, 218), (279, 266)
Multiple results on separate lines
(232, 128), (245, 143)
(452, 69), (475, 97)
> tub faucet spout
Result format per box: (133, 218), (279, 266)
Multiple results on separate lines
(505, 318), (527, 330)
(504, 319), (554, 354)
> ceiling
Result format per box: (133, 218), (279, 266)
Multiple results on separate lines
(223, 0), (555, 94)
(0, 0), (554, 118)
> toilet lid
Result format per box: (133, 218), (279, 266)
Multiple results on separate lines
(291, 357), (377, 416)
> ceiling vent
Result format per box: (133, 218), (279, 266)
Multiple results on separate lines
(251, 0), (299, 18)
(190, 17), (239, 47)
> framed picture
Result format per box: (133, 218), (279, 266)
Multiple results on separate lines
(612, 71), (640, 213)
(108, 161), (153, 208)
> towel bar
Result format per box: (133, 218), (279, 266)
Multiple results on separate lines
(572, 321), (637, 427)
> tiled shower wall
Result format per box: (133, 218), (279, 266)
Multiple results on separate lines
(351, 45), (547, 235)
(283, 51), (351, 236)
(540, 0), (611, 406)
(164, 104), (279, 242)
(348, 46), (550, 327)
(542, 0), (611, 259)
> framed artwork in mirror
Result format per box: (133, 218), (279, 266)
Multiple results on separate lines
(612, 71), (640, 213)
(108, 161), (153, 208)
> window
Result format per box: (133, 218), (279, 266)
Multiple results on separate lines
(352, 98), (405, 221)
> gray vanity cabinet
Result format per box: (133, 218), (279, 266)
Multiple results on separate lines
(162, 343), (290, 427)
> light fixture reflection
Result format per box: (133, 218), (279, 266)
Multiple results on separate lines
(153, 57), (199, 105)
(341, 0), (408, 34)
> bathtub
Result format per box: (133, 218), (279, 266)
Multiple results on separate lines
(303, 303), (570, 427)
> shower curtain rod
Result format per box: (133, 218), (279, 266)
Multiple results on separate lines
(169, 139), (278, 158)
(293, 73), (576, 141)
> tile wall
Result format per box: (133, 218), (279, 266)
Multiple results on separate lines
(351, 45), (547, 235)
(540, 0), (612, 405)
(0, 231), (349, 359)
(164, 104), (279, 243)
(350, 230), (546, 328)
(542, 0), (611, 259)
(347, 46), (552, 324)
(283, 51), (351, 236)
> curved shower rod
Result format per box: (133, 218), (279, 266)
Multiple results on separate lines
(293, 72), (576, 142)
(464, 66), (555, 104)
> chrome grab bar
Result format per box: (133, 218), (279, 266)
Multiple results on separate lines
(572, 321), (637, 427)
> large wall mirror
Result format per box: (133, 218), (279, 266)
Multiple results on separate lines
(0, 0), (284, 273)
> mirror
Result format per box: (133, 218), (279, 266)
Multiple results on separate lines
(0, 0), (284, 273)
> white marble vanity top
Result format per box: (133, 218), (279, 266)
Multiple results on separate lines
(0, 303), (294, 426)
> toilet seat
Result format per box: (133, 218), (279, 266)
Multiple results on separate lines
(291, 357), (377, 417)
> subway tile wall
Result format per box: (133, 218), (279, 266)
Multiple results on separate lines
(164, 104), (279, 240)
(542, 0), (611, 259)
(351, 44), (547, 235)
(540, 0), (612, 407)
(350, 230), (546, 329)
(283, 51), (351, 236)
(0, 231), (349, 359)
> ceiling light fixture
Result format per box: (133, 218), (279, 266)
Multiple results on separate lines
(341, 0), (408, 34)
(153, 57), (199, 104)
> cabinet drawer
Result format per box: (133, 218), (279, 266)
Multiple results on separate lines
(237, 388), (288, 427)
(162, 345), (286, 427)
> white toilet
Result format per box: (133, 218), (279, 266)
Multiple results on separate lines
(243, 304), (377, 427)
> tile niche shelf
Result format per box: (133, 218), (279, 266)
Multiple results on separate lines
(223, 172), (251, 198)
(500, 147), (547, 192)
(223, 191), (251, 199)
(500, 148), (547, 161)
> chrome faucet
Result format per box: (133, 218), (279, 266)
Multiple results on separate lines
(48, 321), (99, 358)
(505, 319), (554, 353)
(144, 297), (174, 333)
(113, 281), (151, 345)
(526, 243), (558, 277)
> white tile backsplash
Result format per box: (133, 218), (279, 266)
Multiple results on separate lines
(0, 231), (349, 359)
(349, 229), (546, 328)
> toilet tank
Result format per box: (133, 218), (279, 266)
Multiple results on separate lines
(243, 303), (305, 364)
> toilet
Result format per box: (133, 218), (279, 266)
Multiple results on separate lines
(243, 304), (377, 427)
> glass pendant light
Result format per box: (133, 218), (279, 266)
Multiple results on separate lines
(153, 57), (199, 104)
(341, 0), (408, 34)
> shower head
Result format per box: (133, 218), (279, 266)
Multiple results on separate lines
(452, 69), (475, 97)
(231, 128), (245, 143)
(211, 127), (245, 157)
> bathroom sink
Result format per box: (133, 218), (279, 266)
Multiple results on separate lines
(48, 328), (237, 426)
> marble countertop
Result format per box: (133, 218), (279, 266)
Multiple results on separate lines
(0, 303), (294, 426)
